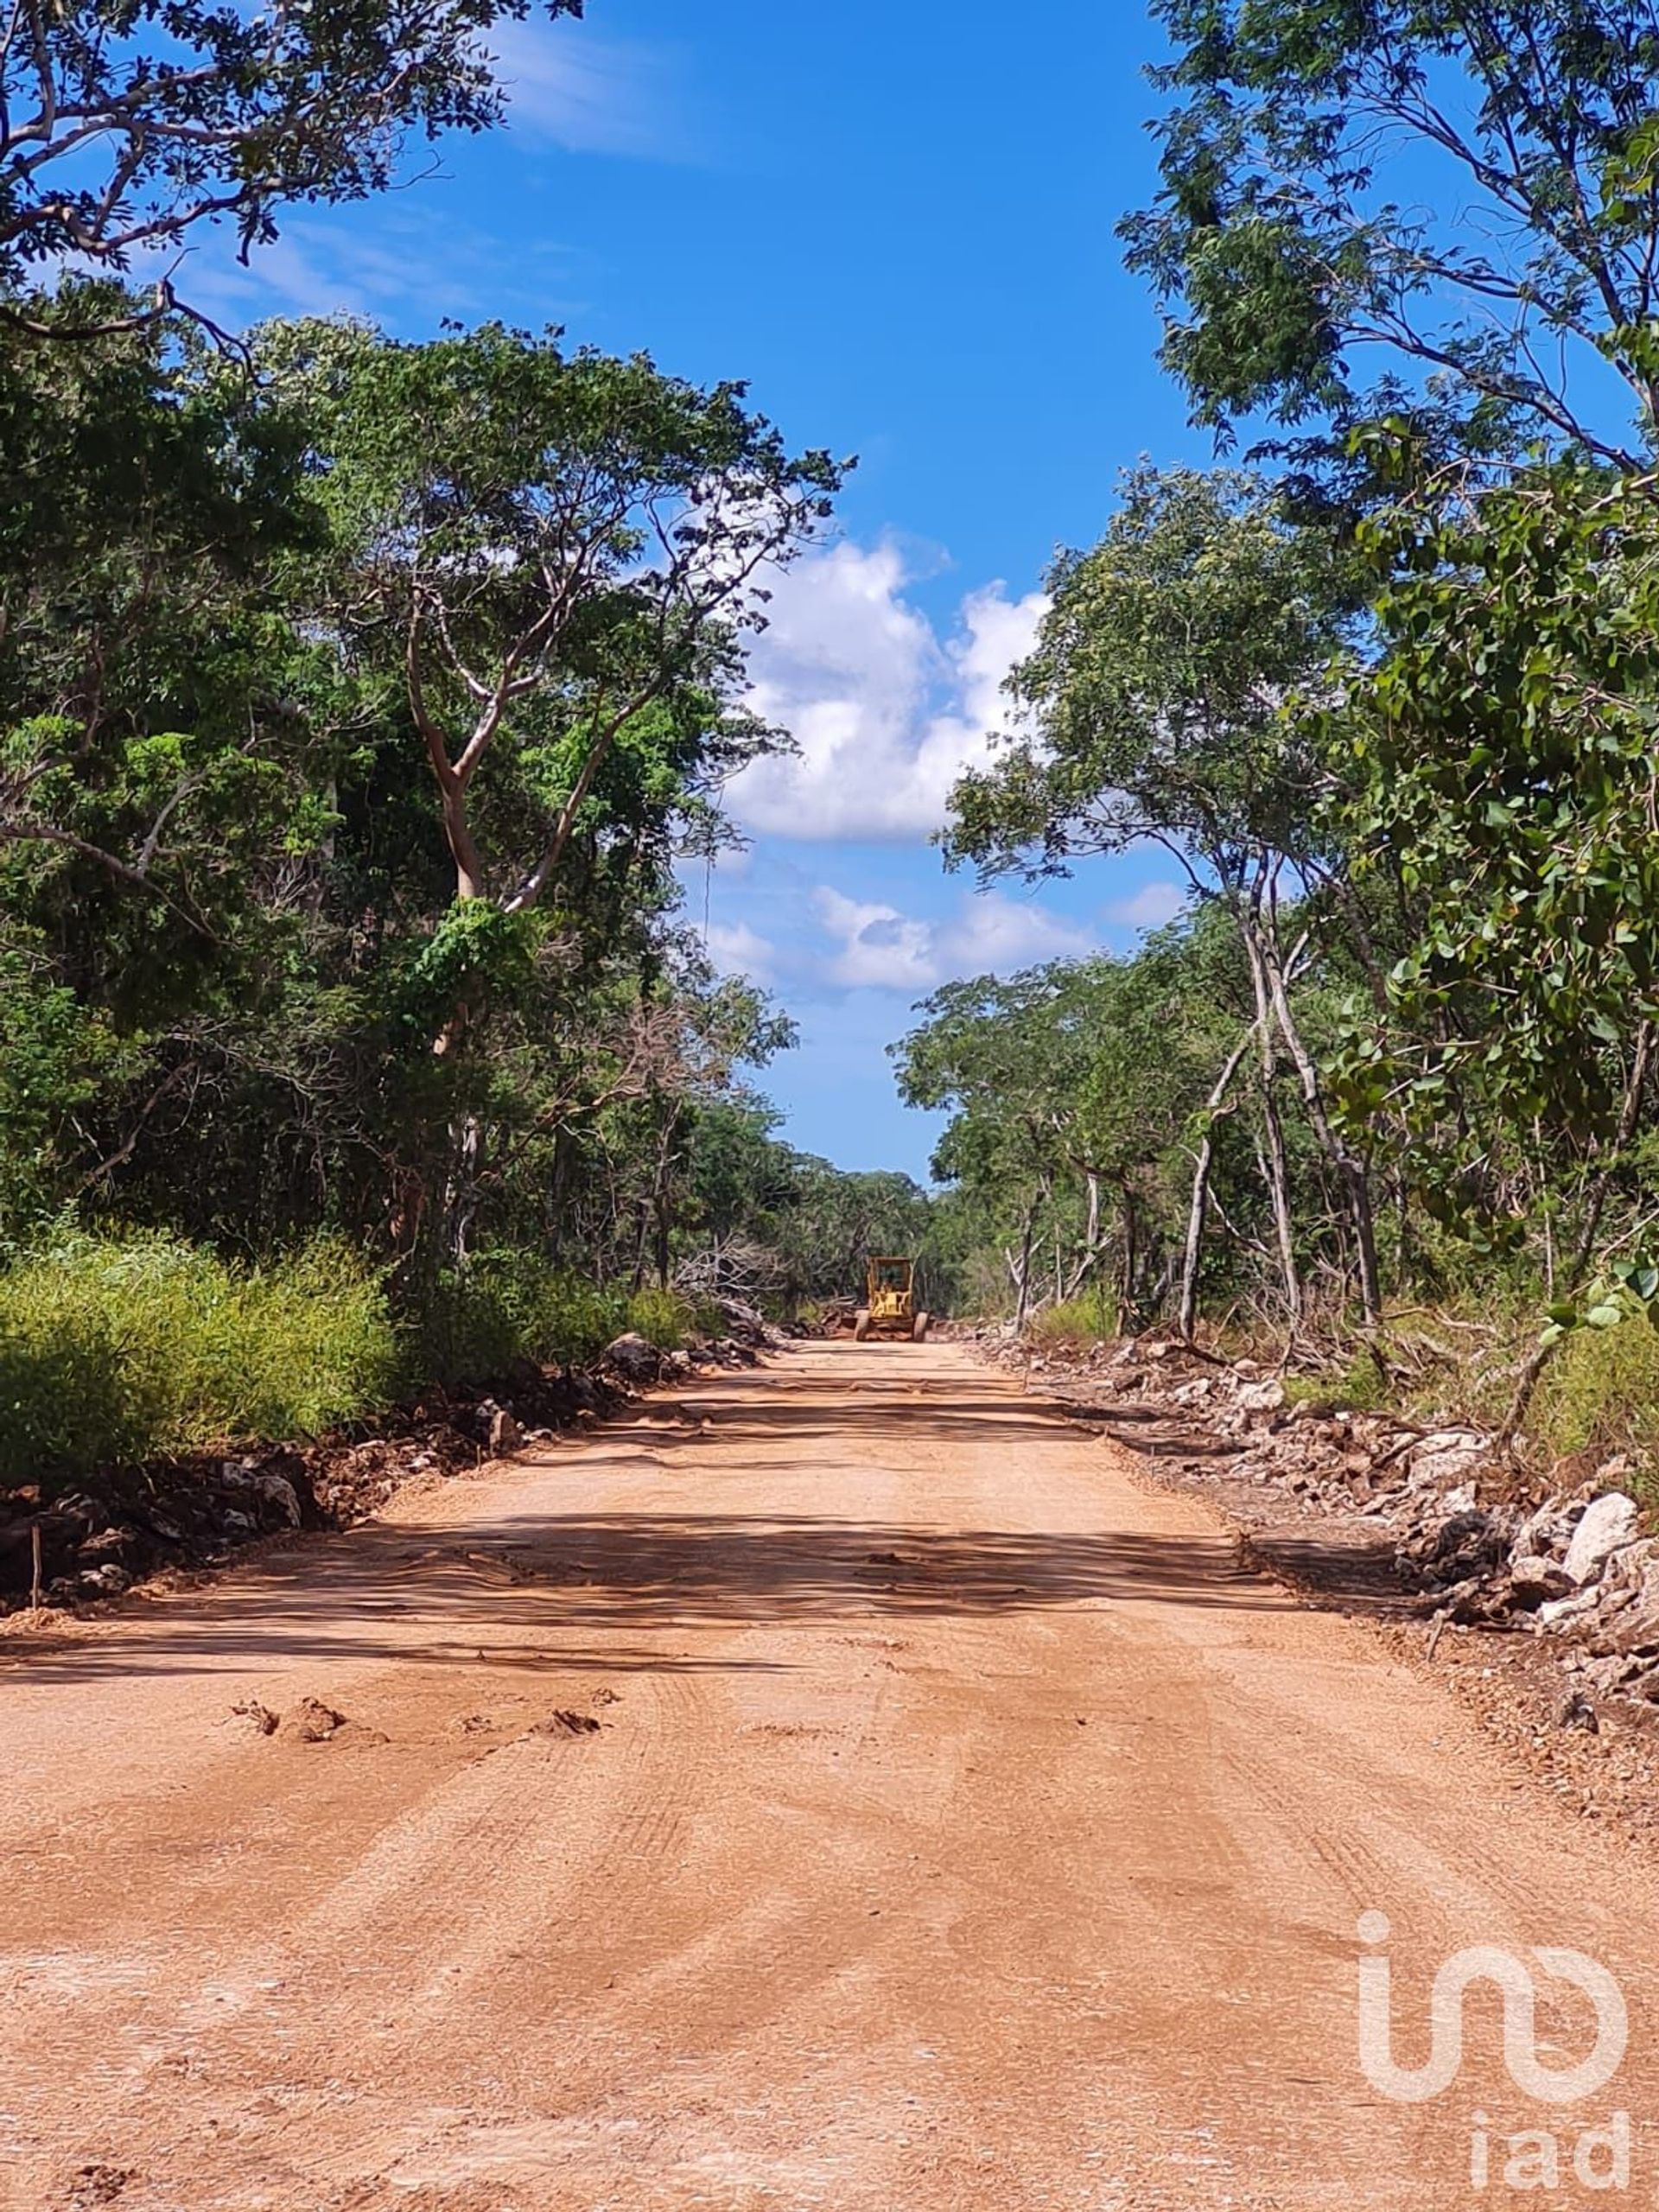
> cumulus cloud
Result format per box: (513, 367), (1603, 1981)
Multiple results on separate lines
(702, 918), (777, 983)
(812, 887), (1091, 994)
(729, 539), (1048, 842)
(1106, 881), (1188, 932)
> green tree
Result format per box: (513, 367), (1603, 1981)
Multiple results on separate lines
(1123, 0), (1659, 470)
(0, 302), (348, 1236)
(0, 302), (842, 1304)
(285, 319), (842, 918)
(246, 316), (844, 1264)
(894, 927), (1261, 1332)
(894, 966), (1083, 1325)
(676, 1111), (941, 1313)
(944, 464), (1376, 1325)
(1328, 458), (1659, 1419)
(1, 0), (582, 310)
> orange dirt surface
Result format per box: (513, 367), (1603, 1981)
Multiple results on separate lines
(6, 1341), (1659, 2209)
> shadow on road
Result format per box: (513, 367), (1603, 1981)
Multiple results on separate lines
(1, 1510), (1300, 1685)
(1, 1351), (1309, 1683)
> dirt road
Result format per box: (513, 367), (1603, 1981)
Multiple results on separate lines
(6, 1342), (1659, 2209)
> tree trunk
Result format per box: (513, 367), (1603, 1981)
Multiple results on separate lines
(1062, 1173), (1105, 1300)
(1011, 1202), (1037, 1331)
(1242, 929), (1302, 1329)
(1118, 1178), (1139, 1330)
(440, 1111), (481, 1266)
(1179, 1027), (1254, 1343)
(1258, 928), (1382, 1323)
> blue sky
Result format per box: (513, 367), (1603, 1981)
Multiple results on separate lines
(188, 1), (1211, 1179)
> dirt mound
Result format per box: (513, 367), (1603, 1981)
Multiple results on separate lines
(531, 1709), (602, 1737)
(0, 1365), (631, 1617)
(67, 2167), (135, 2207)
(276, 1697), (346, 1743)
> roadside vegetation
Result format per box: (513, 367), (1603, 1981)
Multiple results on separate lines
(0, 12), (969, 1486)
(0, 291), (962, 1482)
(14, 0), (1659, 1493)
(892, 2), (1659, 1472)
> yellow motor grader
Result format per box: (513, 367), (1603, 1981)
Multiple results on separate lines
(853, 1255), (930, 1344)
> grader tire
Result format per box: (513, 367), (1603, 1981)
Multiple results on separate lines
(912, 1311), (931, 1344)
(854, 1310), (871, 1343)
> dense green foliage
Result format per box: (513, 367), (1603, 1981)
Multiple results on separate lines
(919, 436), (1659, 1427)
(0, 283), (950, 1466)
(894, 906), (1347, 1337)
(1332, 467), (1659, 1239)
(2, 305), (808, 1281)
(0, 1235), (398, 1481)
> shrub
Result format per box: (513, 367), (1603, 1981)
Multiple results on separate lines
(221, 1241), (403, 1440)
(625, 1285), (701, 1351)
(414, 1269), (524, 1389)
(1026, 1285), (1118, 1348)
(0, 1232), (399, 1486)
(0, 1278), (141, 1480)
(414, 1250), (626, 1386)
(1533, 1312), (1659, 1467)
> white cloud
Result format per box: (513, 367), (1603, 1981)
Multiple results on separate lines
(488, 22), (680, 159)
(155, 209), (575, 328)
(813, 887), (1091, 993)
(1106, 881), (1188, 932)
(730, 539), (1048, 842)
(703, 919), (776, 983)
(814, 889), (938, 991)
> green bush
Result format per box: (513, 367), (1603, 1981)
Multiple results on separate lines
(625, 1285), (701, 1351)
(0, 1232), (400, 1485)
(1534, 1312), (1659, 1465)
(414, 1269), (523, 1389)
(414, 1250), (626, 1387)
(1027, 1285), (1118, 1348)
(0, 1230), (704, 1488)
(0, 1278), (141, 1479)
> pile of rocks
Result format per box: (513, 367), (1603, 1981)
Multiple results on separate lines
(599, 1301), (772, 1389)
(1, 1368), (599, 1614)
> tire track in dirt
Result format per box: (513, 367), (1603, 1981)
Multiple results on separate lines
(10, 1342), (1659, 2209)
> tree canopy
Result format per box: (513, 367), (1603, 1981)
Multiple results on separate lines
(1, 0), (584, 312)
(1124, 0), (1659, 468)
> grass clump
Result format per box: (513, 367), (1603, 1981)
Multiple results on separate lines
(1283, 1346), (1392, 1415)
(625, 1286), (718, 1351)
(1026, 1285), (1117, 1349)
(0, 1232), (399, 1485)
(0, 1230), (730, 1491)
(1532, 1311), (1659, 1466)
